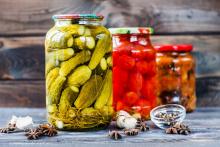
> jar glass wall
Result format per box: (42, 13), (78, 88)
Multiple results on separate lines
(110, 28), (157, 120)
(155, 45), (196, 112)
(45, 14), (113, 131)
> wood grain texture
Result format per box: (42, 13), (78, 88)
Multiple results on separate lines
(0, 37), (44, 80)
(0, 78), (219, 107)
(0, 0), (220, 35)
(0, 108), (220, 147)
(0, 80), (45, 107)
(0, 35), (219, 79)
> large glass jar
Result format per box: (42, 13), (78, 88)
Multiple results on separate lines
(155, 45), (196, 112)
(45, 14), (113, 131)
(109, 28), (156, 120)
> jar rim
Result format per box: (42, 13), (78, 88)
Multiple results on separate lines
(52, 14), (104, 21)
(109, 27), (154, 35)
(154, 45), (193, 52)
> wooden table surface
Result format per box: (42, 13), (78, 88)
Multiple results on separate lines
(0, 107), (220, 147)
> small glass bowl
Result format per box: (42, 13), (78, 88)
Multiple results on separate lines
(150, 104), (186, 129)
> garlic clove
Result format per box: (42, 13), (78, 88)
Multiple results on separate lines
(123, 117), (137, 129)
(116, 116), (126, 128)
(16, 116), (33, 130)
(116, 110), (131, 118)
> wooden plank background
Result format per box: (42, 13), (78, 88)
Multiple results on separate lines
(0, 0), (219, 107)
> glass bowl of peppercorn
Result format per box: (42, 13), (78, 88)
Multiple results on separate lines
(150, 104), (186, 129)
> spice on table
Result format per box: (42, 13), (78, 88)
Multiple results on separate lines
(165, 122), (191, 135)
(135, 119), (149, 132)
(25, 128), (43, 140)
(0, 123), (16, 133)
(124, 128), (139, 136)
(109, 130), (122, 140)
(25, 123), (58, 140)
(39, 123), (58, 137)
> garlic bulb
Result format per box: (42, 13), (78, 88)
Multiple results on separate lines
(116, 110), (138, 129)
(9, 115), (33, 130)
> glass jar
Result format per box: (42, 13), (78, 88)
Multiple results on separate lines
(109, 28), (156, 120)
(155, 45), (196, 112)
(45, 14), (113, 131)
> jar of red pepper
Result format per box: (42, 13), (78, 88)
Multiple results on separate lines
(109, 27), (156, 120)
(155, 45), (196, 112)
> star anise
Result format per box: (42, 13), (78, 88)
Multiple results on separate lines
(165, 127), (178, 134)
(109, 130), (122, 140)
(173, 123), (191, 135)
(39, 123), (57, 137)
(0, 123), (16, 133)
(25, 128), (43, 140)
(165, 123), (191, 135)
(124, 128), (139, 136)
(136, 120), (149, 132)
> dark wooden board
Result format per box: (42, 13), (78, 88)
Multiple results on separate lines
(0, 80), (45, 107)
(0, 78), (219, 107)
(0, 108), (220, 147)
(0, 37), (45, 80)
(1, 35), (220, 80)
(0, 0), (220, 35)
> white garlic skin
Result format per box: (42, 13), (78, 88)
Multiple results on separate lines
(9, 115), (33, 130)
(116, 110), (131, 118)
(116, 110), (138, 129)
(123, 117), (137, 129)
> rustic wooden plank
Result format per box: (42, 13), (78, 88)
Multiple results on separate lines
(1, 35), (220, 79)
(196, 77), (220, 107)
(0, 108), (220, 147)
(0, 37), (44, 80)
(0, 78), (219, 108)
(0, 80), (45, 107)
(0, 0), (220, 35)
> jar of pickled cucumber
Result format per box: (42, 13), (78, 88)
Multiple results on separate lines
(155, 45), (196, 112)
(109, 27), (157, 120)
(45, 14), (113, 131)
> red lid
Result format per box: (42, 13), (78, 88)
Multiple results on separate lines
(154, 45), (193, 52)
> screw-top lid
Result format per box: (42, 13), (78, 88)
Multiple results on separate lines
(52, 14), (104, 20)
(109, 27), (154, 35)
(154, 45), (193, 52)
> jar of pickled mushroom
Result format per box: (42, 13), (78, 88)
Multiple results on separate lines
(45, 14), (113, 131)
(155, 45), (196, 112)
(109, 27), (156, 120)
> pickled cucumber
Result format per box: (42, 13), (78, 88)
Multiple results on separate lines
(46, 67), (59, 90)
(47, 104), (58, 114)
(106, 56), (113, 67)
(107, 90), (113, 106)
(100, 58), (107, 70)
(74, 76), (103, 109)
(48, 76), (66, 104)
(99, 106), (114, 119)
(94, 70), (112, 109)
(47, 48), (74, 61)
(84, 28), (91, 36)
(59, 50), (91, 76)
(48, 31), (74, 49)
(59, 24), (85, 36)
(90, 26), (110, 37)
(75, 36), (95, 50)
(67, 65), (92, 87)
(81, 107), (100, 117)
(59, 87), (78, 116)
(88, 34), (110, 69)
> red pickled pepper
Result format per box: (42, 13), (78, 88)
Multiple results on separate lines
(112, 31), (157, 120)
